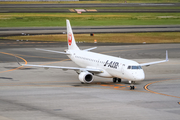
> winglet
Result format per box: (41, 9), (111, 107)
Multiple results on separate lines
(15, 56), (22, 66)
(166, 50), (169, 61)
(140, 50), (169, 67)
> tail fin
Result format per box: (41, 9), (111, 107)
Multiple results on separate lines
(66, 19), (80, 50)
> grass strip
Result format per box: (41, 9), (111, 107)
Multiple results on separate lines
(0, 13), (180, 27)
(1, 6), (180, 10)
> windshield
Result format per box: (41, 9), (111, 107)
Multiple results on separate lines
(127, 66), (142, 69)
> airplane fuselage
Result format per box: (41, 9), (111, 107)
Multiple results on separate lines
(67, 49), (145, 82)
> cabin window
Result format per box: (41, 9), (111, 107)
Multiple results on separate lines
(128, 66), (142, 69)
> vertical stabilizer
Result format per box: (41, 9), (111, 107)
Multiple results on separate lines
(66, 19), (80, 50)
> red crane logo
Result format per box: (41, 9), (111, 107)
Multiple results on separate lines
(68, 33), (72, 46)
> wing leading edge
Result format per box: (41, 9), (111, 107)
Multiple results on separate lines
(140, 50), (169, 67)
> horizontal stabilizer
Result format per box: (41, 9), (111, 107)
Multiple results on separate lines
(83, 47), (97, 51)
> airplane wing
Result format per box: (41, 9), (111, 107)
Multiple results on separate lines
(36, 48), (70, 55)
(140, 50), (169, 67)
(20, 64), (103, 73)
(15, 55), (102, 73)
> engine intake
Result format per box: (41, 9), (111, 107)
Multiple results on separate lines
(78, 72), (94, 83)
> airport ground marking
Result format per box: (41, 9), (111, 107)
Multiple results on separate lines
(95, 82), (148, 92)
(144, 79), (180, 99)
(0, 52), (67, 74)
(81, 85), (148, 93)
(0, 51), (70, 73)
(100, 83), (129, 89)
(0, 52), (27, 74)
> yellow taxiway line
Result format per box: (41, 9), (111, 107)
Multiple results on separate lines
(0, 52), (27, 74)
(144, 79), (180, 99)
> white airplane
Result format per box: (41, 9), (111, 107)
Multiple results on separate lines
(17, 19), (169, 90)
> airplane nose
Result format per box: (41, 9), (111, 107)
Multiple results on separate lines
(139, 70), (145, 80)
(140, 72), (145, 80)
(134, 70), (145, 81)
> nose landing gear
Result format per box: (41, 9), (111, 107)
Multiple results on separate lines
(129, 81), (135, 90)
(130, 86), (135, 90)
(112, 78), (135, 90)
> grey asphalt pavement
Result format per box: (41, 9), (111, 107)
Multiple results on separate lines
(1, 25), (180, 36)
(0, 43), (180, 120)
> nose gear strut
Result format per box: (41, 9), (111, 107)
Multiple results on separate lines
(129, 81), (135, 90)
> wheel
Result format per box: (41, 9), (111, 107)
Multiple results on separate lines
(130, 86), (135, 90)
(118, 78), (121, 83)
(113, 78), (117, 83)
(81, 82), (84, 84)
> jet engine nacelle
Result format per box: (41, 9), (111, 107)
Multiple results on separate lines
(78, 72), (94, 83)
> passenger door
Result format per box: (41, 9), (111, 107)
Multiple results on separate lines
(121, 64), (125, 75)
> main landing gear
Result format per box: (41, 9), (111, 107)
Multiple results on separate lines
(113, 78), (121, 83)
(129, 81), (135, 90)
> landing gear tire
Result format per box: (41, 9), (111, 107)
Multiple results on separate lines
(113, 78), (121, 83)
(113, 78), (117, 83)
(129, 81), (135, 90)
(130, 86), (135, 90)
(81, 82), (84, 84)
(118, 78), (121, 83)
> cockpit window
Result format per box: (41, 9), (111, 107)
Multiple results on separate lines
(138, 66), (142, 69)
(132, 66), (138, 69)
(127, 66), (142, 69)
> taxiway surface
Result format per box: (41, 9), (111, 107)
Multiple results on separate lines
(1, 25), (180, 36)
(1, 3), (180, 8)
(0, 43), (180, 120)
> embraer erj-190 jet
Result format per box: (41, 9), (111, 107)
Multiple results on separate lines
(17, 20), (169, 90)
